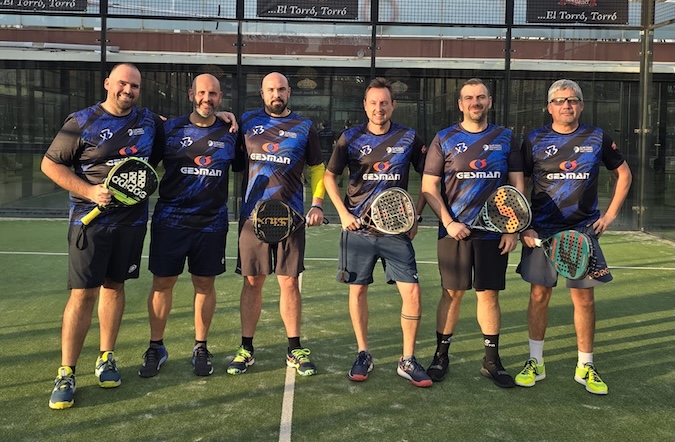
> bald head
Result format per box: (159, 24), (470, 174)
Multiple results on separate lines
(189, 73), (222, 123)
(103, 63), (141, 116)
(260, 72), (291, 117)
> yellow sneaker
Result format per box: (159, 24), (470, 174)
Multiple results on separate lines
(574, 363), (608, 395)
(95, 351), (121, 388)
(49, 366), (76, 410)
(515, 358), (546, 387)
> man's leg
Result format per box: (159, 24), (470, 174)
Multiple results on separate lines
(96, 279), (125, 388)
(241, 275), (266, 337)
(279, 274), (316, 376)
(426, 289), (464, 381)
(148, 275), (178, 341)
(98, 279), (125, 353)
(138, 275), (177, 378)
(515, 284), (552, 387)
(397, 282), (422, 358)
(61, 287), (99, 367)
(193, 275), (216, 342)
(570, 287), (606, 394)
(278, 275), (301, 338)
(348, 284), (369, 352)
(192, 274), (217, 376)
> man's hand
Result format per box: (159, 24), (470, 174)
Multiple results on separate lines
(216, 111), (239, 132)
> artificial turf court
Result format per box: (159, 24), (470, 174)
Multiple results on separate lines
(0, 219), (673, 441)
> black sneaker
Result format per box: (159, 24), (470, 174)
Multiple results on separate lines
(397, 356), (433, 388)
(480, 356), (515, 388)
(138, 346), (169, 378)
(348, 351), (373, 382)
(192, 345), (214, 376)
(426, 352), (449, 382)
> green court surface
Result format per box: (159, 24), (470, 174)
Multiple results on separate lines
(0, 220), (673, 441)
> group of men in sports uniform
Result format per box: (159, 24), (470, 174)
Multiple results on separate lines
(42, 62), (631, 410)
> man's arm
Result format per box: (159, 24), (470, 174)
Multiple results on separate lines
(421, 173), (468, 240)
(324, 169), (359, 231)
(40, 156), (111, 206)
(594, 161), (632, 235)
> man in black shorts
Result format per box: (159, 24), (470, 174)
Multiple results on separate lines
(226, 72), (325, 377)
(42, 63), (164, 409)
(422, 78), (524, 388)
(137, 74), (243, 378)
(324, 77), (431, 387)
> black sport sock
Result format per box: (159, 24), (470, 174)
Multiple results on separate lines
(195, 340), (207, 349)
(287, 336), (301, 351)
(150, 339), (164, 348)
(436, 332), (453, 355)
(69, 366), (76, 374)
(242, 336), (254, 352)
(483, 334), (500, 362)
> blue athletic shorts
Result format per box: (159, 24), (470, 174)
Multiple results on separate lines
(149, 224), (227, 277)
(337, 231), (419, 285)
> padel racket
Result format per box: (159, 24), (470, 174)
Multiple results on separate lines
(534, 230), (592, 280)
(80, 157), (159, 226)
(252, 199), (327, 243)
(358, 187), (416, 235)
(467, 185), (531, 233)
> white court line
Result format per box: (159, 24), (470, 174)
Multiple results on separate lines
(277, 271), (301, 442)
(0, 251), (673, 272)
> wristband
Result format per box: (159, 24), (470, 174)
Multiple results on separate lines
(445, 220), (455, 230)
(416, 215), (423, 223)
(310, 205), (323, 212)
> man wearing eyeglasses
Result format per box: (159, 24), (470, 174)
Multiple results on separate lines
(515, 79), (632, 395)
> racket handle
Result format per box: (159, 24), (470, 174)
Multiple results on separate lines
(534, 238), (542, 247)
(81, 207), (102, 226)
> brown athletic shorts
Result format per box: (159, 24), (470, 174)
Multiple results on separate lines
(236, 219), (305, 277)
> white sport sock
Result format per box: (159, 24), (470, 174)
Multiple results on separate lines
(578, 351), (593, 368)
(529, 339), (544, 364)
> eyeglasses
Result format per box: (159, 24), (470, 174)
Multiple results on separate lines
(549, 96), (582, 105)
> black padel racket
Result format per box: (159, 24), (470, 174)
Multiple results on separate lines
(81, 157), (159, 226)
(252, 199), (327, 244)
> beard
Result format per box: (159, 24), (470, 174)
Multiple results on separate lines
(467, 107), (488, 124)
(194, 101), (215, 119)
(266, 99), (287, 115)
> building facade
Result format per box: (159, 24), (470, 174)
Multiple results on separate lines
(0, 0), (673, 238)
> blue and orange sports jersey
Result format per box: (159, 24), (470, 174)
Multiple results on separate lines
(152, 115), (240, 232)
(238, 108), (322, 219)
(424, 123), (522, 239)
(44, 103), (164, 226)
(522, 123), (625, 236)
(326, 122), (426, 218)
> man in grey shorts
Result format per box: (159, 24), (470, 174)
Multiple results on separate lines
(324, 77), (430, 387)
(515, 79), (632, 395)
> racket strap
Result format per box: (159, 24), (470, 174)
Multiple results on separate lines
(75, 224), (88, 250)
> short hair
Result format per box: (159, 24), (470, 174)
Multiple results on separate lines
(109, 63), (139, 77)
(459, 78), (491, 98)
(548, 79), (584, 102)
(363, 77), (395, 101)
